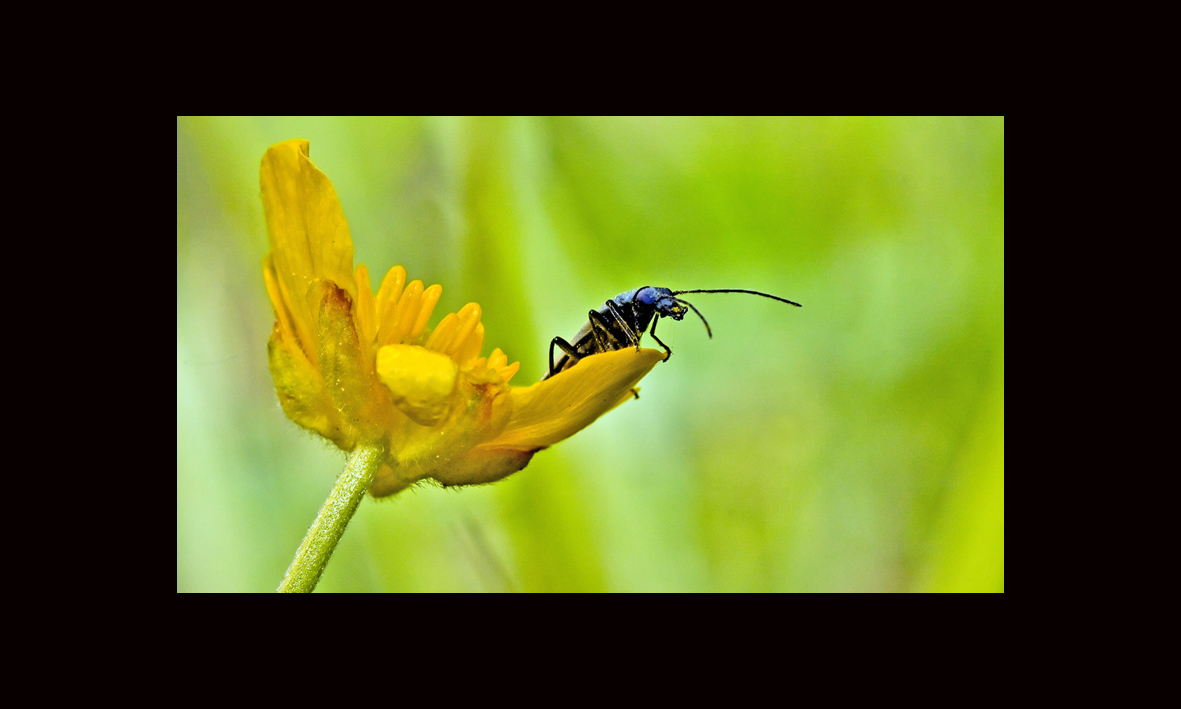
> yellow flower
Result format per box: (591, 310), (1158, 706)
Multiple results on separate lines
(261, 139), (663, 497)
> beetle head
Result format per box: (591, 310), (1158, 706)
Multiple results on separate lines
(634, 286), (712, 337)
(634, 286), (687, 319)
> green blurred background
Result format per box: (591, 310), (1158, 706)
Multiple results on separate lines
(177, 116), (1003, 592)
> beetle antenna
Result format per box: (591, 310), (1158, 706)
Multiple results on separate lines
(672, 297), (712, 339)
(671, 289), (802, 307)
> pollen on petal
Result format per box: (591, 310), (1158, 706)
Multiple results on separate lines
(377, 344), (459, 427)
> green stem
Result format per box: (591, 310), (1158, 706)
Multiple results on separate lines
(278, 442), (386, 593)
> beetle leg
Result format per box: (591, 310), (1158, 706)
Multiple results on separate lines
(649, 315), (672, 361)
(603, 300), (641, 349)
(547, 336), (581, 378)
(586, 311), (611, 352)
(589, 308), (635, 350)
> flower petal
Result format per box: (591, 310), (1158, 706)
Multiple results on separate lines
(478, 347), (665, 451)
(260, 139), (358, 361)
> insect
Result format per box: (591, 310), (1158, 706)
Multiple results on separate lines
(542, 287), (802, 380)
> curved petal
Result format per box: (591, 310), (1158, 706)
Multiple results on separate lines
(479, 347), (665, 451)
(260, 139), (358, 361)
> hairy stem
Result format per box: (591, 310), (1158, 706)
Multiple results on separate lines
(278, 443), (386, 593)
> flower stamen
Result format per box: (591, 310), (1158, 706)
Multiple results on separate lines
(375, 265), (407, 338)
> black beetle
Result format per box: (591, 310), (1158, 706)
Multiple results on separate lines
(542, 287), (801, 380)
